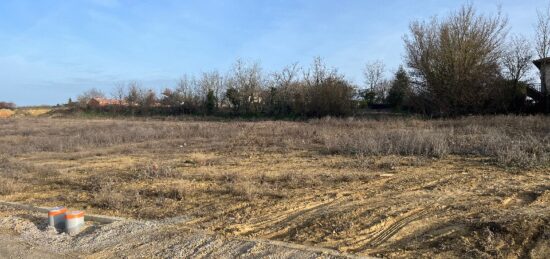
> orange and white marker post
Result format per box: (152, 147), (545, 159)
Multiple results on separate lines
(48, 206), (67, 231)
(65, 211), (85, 235)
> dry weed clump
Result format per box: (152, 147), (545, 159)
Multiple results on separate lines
(320, 116), (549, 167)
(131, 162), (180, 180)
(0, 155), (26, 177)
(91, 180), (143, 210)
(222, 182), (261, 201)
(154, 185), (188, 201)
(323, 128), (449, 157)
(493, 138), (549, 168)
(133, 183), (194, 202)
(0, 178), (18, 195)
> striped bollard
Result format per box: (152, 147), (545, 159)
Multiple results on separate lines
(65, 211), (85, 235)
(48, 206), (67, 231)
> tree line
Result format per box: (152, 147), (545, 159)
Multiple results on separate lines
(75, 58), (355, 117)
(0, 102), (16, 109)
(73, 3), (550, 117)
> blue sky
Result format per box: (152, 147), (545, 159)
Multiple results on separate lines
(0, 0), (546, 105)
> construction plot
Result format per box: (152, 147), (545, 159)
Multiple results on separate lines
(0, 117), (549, 258)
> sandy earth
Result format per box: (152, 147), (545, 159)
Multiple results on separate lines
(0, 109), (14, 119)
(2, 156), (549, 258)
(0, 205), (364, 258)
(0, 108), (52, 118)
(177, 157), (550, 258)
(2, 153), (549, 258)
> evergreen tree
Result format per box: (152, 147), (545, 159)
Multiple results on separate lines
(387, 66), (410, 110)
(206, 89), (217, 115)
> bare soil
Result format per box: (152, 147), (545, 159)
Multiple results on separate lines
(0, 117), (548, 258)
(0, 205), (354, 258)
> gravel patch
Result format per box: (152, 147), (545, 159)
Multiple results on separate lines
(0, 205), (363, 258)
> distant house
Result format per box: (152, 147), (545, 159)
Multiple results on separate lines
(533, 58), (550, 96)
(532, 58), (550, 112)
(88, 98), (127, 108)
(247, 95), (263, 104)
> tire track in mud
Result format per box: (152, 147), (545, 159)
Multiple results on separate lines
(334, 170), (458, 252)
(194, 173), (445, 252)
(232, 175), (431, 242)
(234, 192), (359, 238)
(367, 209), (429, 247)
(190, 189), (339, 228)
(236, 200), (337, 236)
(342, 208), (431, 253)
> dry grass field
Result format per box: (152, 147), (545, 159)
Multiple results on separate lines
(0, 116), (549, 258)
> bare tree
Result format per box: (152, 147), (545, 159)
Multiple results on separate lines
(374, 79), (392, 104)
(404, 4), (508, 115)
(303, 57), (340, 87)
(363, 60), (385, 90)
(111, 82), (127, 104)
(303, 57), (354, 116)
(197, 71), (224, 103)
(502, 34), (534, 83)
(535, 3), (550, 59)
(535, 3), (550, 105)
(267, 63), (303, 115)
(272, 63), (300, 88)
(225, 59), (265, 114)
(125, 81), (143, 105)
(363, 60), (389, 103)
(176, 75), (195, 98)
(77, 88), (105, 106)
(141, 89), (158, 107)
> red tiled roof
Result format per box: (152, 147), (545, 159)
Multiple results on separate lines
(89, 98), (127, 106)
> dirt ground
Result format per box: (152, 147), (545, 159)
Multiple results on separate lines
(0, 205), (356, 259)
(0, 117), (548, 258)
(0, 108), (50, 119)
(0, 109), (14, 119)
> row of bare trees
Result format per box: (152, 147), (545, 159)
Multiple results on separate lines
(76, 3), (550, 117)
(76, 58), (355, 117)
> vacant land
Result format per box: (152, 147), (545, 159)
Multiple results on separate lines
(0, 116), (549, 258)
